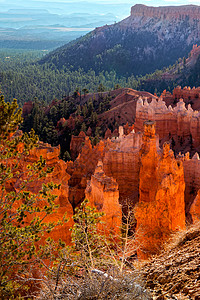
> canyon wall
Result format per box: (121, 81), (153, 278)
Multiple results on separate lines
(70, 131), (87, 160)
(180, 152), (200, 220)
(103, 129), (144, 207)
(135, 121), (185, 259)
(135, 96), (200, 148)
(86, 160), (122, 236)
(131, 4), (200, 20)
(190, 190), (200, 223)
(162, 85), (200, 110)
(10, 142), (73, 245)
(67, 137), (107, 208)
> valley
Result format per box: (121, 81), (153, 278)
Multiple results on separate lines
(1, 2), (200, 299)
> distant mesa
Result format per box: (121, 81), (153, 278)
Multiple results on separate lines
(39, 3), (200, 77)
(131, 4), (200, 19)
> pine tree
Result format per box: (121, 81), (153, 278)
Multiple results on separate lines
(0, 96), (59, 298)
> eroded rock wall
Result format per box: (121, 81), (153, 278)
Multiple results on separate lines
(67, 137), (107, 208)
(135, 96), (200, 148)
(8, 142), (73, 245)
(103, 132), (143, 207)
(86, 161), (122, 236)
(135, 121), (185, 259)
(182, 152), (200, 220)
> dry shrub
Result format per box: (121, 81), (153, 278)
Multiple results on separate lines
(38, 270), (151, 300)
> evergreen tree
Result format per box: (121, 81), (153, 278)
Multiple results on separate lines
(0, 96), (59, 298)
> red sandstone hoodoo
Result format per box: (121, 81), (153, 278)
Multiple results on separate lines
(17, 88), (200, 260)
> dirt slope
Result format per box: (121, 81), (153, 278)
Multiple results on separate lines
(141, 223), (200, 299)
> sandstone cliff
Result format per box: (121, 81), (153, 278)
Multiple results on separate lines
(40, 5), (200, 76)
(67, 137), (107, 208)
(162, 85), (200, 111)
(135, 121), (185, 259)
(85, 160), (122, 236)
(182, 152), (200, 221)
(135, 96), (200, 152)
(190, 190), (200, 223)
(98, 88), (156, 128)
(8, 142), (73, 245)
(103, 129), (143, 208)
(70, 131), (86, 160)
(131, 4), (200, 20)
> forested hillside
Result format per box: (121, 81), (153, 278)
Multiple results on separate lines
(0, 49), (139, 105)
(1, 44), (200, 108)
(39, 4), (200, 77)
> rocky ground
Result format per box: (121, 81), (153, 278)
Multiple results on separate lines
(141, 223), (200, 299)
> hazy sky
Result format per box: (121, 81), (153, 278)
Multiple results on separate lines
(1, 0), (199, 4)
(31, 0), (200, 4)
(1, 0), (200, 6)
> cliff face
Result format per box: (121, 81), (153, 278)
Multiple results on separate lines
(135, 121), (185, 259)
(67, 137), (107, 208)
(103, 128), (143, 208)
(40, 5), (200, 76)
(70, 131), (86, 160)
(131, 4), (200, 20)
(98, 88), (156, 128)
(9, 142), (73, 245)
(85, 160), (122, 236)
(162, 85), (200, 111)
(135, 96), (200, 151)
(190, 190), (200, 223)
(182, 152), (200, 220)
(127, 4), (200, 45)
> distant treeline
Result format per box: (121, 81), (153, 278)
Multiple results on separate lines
(0, 49), (199, 108)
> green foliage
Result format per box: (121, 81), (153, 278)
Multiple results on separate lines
(63, 150), (71, 162)
(97, 83), (106, 93)
(0, 96), (59, 298)
(71, 199), (104, 270)
(35, 200), (151, 299)
(0, 95), (22, 136)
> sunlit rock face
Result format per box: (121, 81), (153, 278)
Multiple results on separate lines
(86, 160), (122, 236)
(135, 96), (200, 150)
(67, 137), (107, 208)
(7, 142), (73, 245)
(135, 121), (185, 259)
(190, 189), (200, 223)
(70, 131), (86, 161)
(131, 4), (200, 20)
(183, 152), (200, 221)
(103, 130), (143, 208)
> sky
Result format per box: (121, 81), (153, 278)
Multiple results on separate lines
(0, 0), (200, 4)
(1, 0), (200, 7)
(30, 0), (200, 4)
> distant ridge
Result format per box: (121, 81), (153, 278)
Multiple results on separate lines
(131, 4), (200, 18)
(8, 9), (49, 14)
(39, 4), (200, 76)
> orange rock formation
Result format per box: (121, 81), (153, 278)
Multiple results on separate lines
(86, 160), (122, 236)
(67, 137), (107, 208)
(135, 96), (200, 149)
(135, 121), (185, 259)
(70, 131), (86, 160)
(131, 4), (200, 20)
(19, 90), (200, 260)
(103, 128), (143, 208)
(180, 152), (200, 221)
(161, 85), (200, 111)
(190, 190), (200, 223)
(8, 142), (73, 245)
